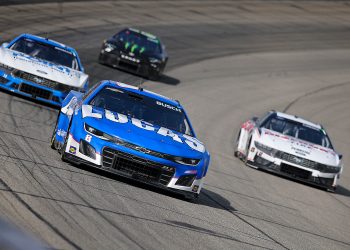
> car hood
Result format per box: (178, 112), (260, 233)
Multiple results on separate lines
(110, 40), (157, 58)
(259, 128), (339, 166)
(81, 105), (205, 159)
(0, 47), (88, 88)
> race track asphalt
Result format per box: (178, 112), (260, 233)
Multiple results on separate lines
(0, 1), (349, 249)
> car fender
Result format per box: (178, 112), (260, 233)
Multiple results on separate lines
(246, 129), (260, 161)
(55, 91), (83, 144)
(237, 119), (256, 155)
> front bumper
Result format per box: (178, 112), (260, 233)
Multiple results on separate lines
(248, 149), (339, 189)
(63, 132), (204, 195)
(99, 51), (162, 78)
(0, 71), (68, 106)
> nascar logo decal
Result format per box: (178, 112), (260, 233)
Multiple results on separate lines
(81, 105), (205, 153)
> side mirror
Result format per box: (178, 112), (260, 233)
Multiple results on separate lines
(2, 42), (9, 48)
(339, 154), (343, 160)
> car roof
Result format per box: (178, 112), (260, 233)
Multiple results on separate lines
(102, 80), (181, 108)
(126, 28), (159, 41)
(19, 33), (78, 55)
(275, 111), (322, 129)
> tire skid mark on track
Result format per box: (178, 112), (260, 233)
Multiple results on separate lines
(45, 167), (148, 250)
(0, 129), (48, 143)
(233, 210), (350, 247)
(0, 109), (55, 126)
(2, 97), (99, 248)
(206, 184), (298, 212)
(0, 186), (276, 249)
(282, 81), (350, 213)
(0, 177), (82, 250)
(206, 154), (350, 247)
(202, 191), (290, 250)
(0, 152), (279, 245)
(283, 81), (350, 112)
(0, 146), (103, 246)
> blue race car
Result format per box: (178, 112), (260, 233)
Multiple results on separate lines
(51, 80), (210, 200)
(0, 34), (88, 106)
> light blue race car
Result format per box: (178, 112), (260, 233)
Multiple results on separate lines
(0, 33), (88, 106)
(51, 80), (210, 200)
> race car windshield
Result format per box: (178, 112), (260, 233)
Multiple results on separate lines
(89, 87), (193, 136)
(114, 29), (161, 55)
(262, 116), (333, 149)
(10, 38), (80, 70)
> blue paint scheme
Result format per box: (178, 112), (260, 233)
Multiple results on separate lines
(54, 80), (210, 193)
(0, 34), (87, 106)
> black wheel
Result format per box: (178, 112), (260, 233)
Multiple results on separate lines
(148, 68), (160, 81)
(243, 137), (252, 165)
(98, 53), (106, 65)
(50, 113), (61, 149)
(59, 116), (74, 162)
(234, 130), (241, 158)
(59, 133), (68, 162)
(184, 193), (200, 203)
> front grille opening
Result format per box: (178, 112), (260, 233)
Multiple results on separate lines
(313, 177), (334, 187)
(11, 83), (20, 89)
(119, 61), (139, 71)
(13, 70), (58, 89)
(280, 163), (311, 179)
(0, 76), (8, 84)
(255, 156), (272, 166)
(13, 70), (77, 94)
(52, 96), (60, 103)
(79, 140), (96, 159)
(175, 174), (196, 187)
(102, 147), (175, 186)
(280, 152), (317, 169)
(20, 83), (52, 100)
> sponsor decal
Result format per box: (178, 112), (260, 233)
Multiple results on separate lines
(242, 120), (254, 131)
(61, 96), (78, 116)
(265, 130), (335, 156)
(11, 51), (72, 75)
(56, 129), (67, 138)
(85, 134), (92, 143)
(156, 101), (182, 113)
(81, 105), (205, 153)
(69, 146), (76, 154)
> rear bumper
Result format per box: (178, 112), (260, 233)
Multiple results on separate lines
(248, 152), (339, 190)
(0, 71), (67, 106)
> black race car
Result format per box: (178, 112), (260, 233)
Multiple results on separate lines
(98, 28), (168, 80)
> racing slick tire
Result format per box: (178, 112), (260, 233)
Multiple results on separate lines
(50, 113), (60, 150)
(59, 134), (68, 162)
(326, 186), (337, 193)
(147, 70), (160, 81)
(98, 53), (105, 65)
(233, 131), (241, 158)
(184, 193), (200, 203)
(243, 137), (253, 166)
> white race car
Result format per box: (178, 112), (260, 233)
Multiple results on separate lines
(235, 111), (343, 191)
